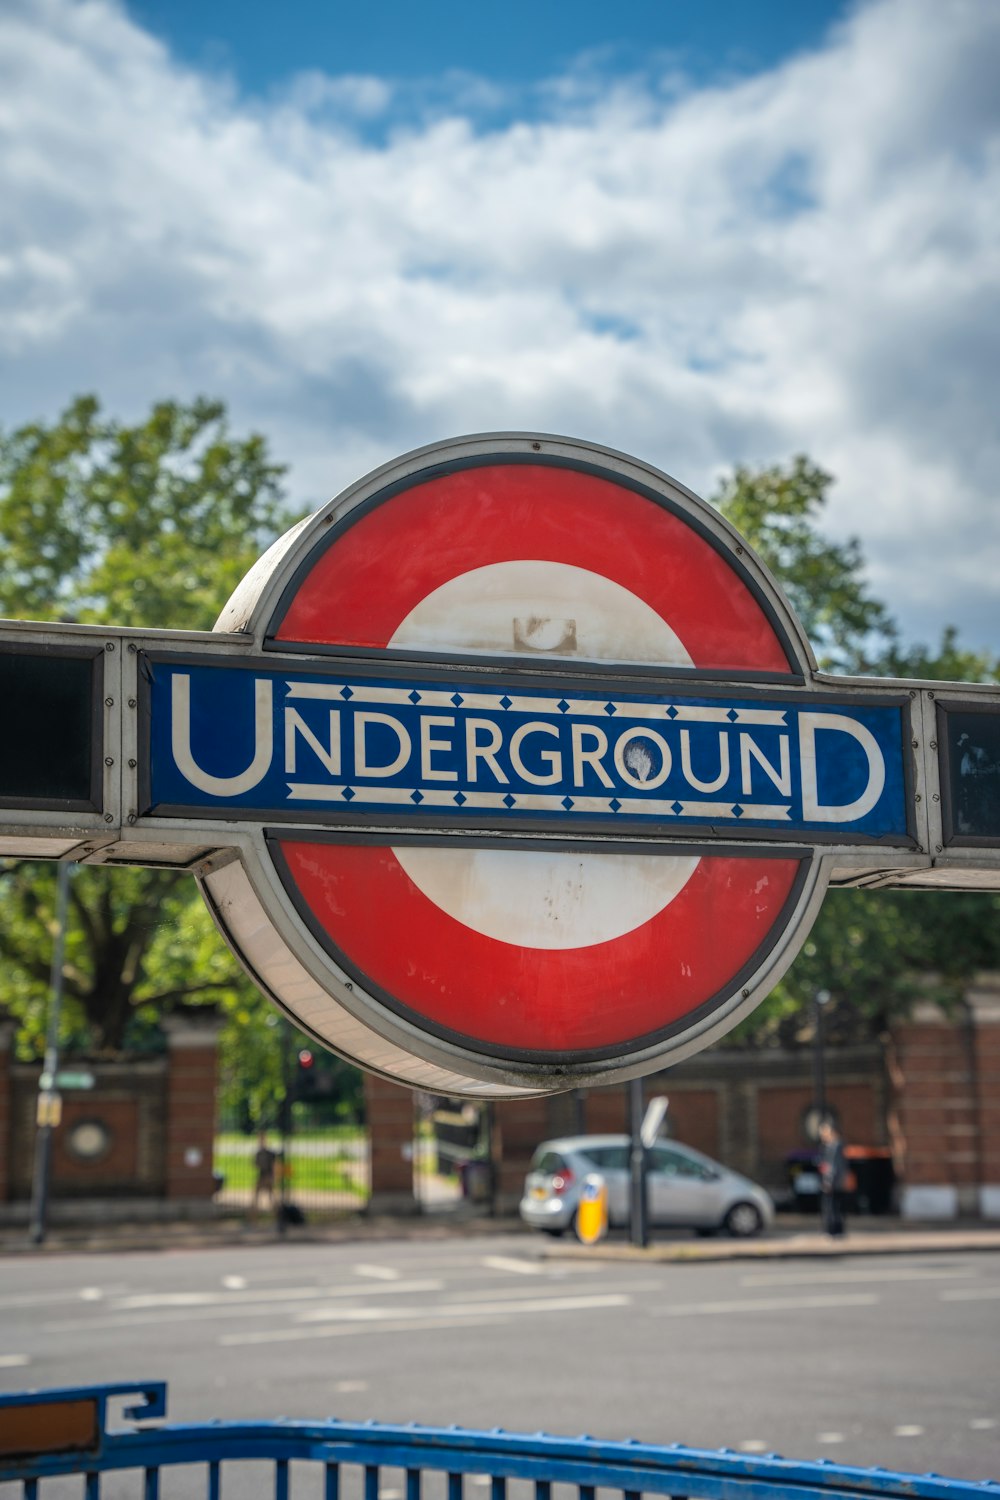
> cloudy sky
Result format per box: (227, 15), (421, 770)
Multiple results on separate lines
(2, 0), (998, 657)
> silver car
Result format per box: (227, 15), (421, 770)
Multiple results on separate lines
(519, 1134), (774, 1239)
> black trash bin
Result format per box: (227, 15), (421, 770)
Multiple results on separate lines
(847, 1147), (895, 1215)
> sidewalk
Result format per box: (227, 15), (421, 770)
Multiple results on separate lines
(3, 1209), (1000, 1259)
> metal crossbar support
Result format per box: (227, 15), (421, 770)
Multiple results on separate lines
(1, 1383), (998, 1500)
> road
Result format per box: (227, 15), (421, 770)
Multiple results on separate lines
(1, 1236), (998, 1484)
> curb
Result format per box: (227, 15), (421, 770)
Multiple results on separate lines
(541, 1227), (1000, 1264)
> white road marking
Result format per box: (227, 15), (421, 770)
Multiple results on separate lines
(354, 1264), (401, 1281)
(453, 1277), (662, 1303)
(741, 1267), (978, 1287)
(970, 1418), (997, 1430)
(655, 1293), (879, 1317)
(78, 1287), (104, 1301)
(738, 1440), (769, 1453)
(481, 1255), (545, 1276)
(893, 1425), (924, 1437)
(221, 1314), (510, 1346)
(0, 1355), (29, 1368)
(299, 1293), (630, 1324)
(0, 1286), (128, 1311)
(42, 1280), (445, 1333)
(940, 1286), (1000, 1301)
(229, 1292), (630, 1344)
(817, 1433), (846, 1444)
(334, 1380), (369, 1393)
(222, 1275), (248, 1290)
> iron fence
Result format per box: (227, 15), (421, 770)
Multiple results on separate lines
(1, 1381), (998, 1500)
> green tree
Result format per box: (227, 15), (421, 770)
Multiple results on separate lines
(716, 455), (899, 674)
(716, 458), (1000, 1043)
(0, 396), (294, 1074)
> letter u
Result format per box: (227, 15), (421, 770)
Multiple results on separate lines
(171, 673), (273, 796)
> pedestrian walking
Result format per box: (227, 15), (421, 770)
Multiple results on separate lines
(817, 1117), (848, 1238)
(252, 1131), (277, 1218)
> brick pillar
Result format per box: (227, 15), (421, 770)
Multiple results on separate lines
(890, 1000), (979, 1219)
(162, 1011), (223, 1201)
(364, 1074), (417, 1213)
(968, 975), (1000, 1219)
(0, 1011), (13, 1205)
(493, 1095), (552, 1211)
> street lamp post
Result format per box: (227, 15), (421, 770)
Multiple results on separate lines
(812, 988), (832, 1129)
(28, 861), (73, 1246)
(628, 1077), (649, 1249)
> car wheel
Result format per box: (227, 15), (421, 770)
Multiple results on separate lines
(724, 1201), (763, 1238)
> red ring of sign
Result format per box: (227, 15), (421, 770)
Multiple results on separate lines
(271, 459), (796, 673)
(266, 454), (804, 1063)
(275, 840), (804, 1058)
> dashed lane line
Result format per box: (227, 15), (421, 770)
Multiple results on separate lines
(353, 1264), (402, 1281)
(0, 1286), (129, 1311)
(0, 1355), (29, 1368)
(220, 1314), (511, 1347)
(297, 1293), (632, 1324)
(654, 1293), (880, 1317)
(41, 1280), (445, 1333)
(480, 1255), (545, 1275)
(224, 1293), (632, 1344)
(939, 1285), (1000, 1301)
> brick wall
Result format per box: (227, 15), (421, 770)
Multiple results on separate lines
(0, 1012), (220, 1214)
(7, 1059), (168, 1200)
(365, 1074), (417, 1210)
(164, 1014), (223, 1201)
(969, 979), (1000, 1217)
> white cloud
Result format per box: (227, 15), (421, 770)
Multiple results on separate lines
(1, 0), (998, 652)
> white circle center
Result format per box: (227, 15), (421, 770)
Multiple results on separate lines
(389, 559), (693, 666)
(392, 846), (700, 950)
(389, 559), (700, 949)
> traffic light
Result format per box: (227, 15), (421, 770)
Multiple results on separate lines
(294, 1048), (317, 1098)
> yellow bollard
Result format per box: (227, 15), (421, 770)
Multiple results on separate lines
(575, 1172), (608, 1245)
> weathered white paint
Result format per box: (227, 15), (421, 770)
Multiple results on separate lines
(391, 846), (700, 949)
(389, 561), (692, 665)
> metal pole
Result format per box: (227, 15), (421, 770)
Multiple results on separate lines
(277, 1021), (294, 1235)
(628, 1076), (649, 1249)
(813, 988), (831, 1125)
(29, 861), (73, 1246)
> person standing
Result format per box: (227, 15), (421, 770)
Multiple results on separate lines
(817, 1118), (848, 1237)
(252, 1131), (277, 1219)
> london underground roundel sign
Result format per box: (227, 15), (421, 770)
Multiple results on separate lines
(151, 434), (912, 1096)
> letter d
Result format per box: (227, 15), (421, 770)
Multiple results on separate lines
(799, 712), (886, 823)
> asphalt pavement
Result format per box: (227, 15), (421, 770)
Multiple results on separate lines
(1, 1231), (998, 1485)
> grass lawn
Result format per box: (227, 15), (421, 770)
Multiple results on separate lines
(214, 1132), (369, 1199)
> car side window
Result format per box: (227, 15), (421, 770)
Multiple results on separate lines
(586, 1146), (628, 1171)
(534, 1151), (567, 1175)
(649, 1146), (715, 1180)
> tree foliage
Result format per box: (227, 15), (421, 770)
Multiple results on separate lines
(0, 397), (295, 1077)
(716, 458), (1000, 1045)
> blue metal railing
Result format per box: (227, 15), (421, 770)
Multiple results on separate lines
(1, 1382), (997, 1499)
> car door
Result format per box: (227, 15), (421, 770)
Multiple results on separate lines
(585, 1144), (630, 1224)
(646, 1144), (719, 1226)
